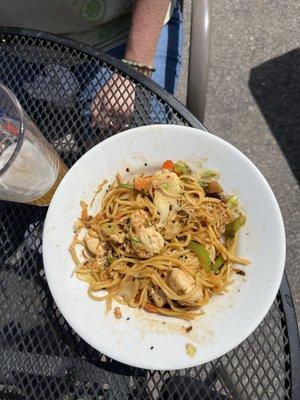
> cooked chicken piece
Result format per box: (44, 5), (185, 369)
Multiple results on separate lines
(152, 170), (181, 225)
(130, 210), (164, 258)
(84, 233), (106, 257)
(152, 170), (181, 196)
(169, 269), (194, 294)
(119, 279), (139, 303)
(162, 219), (181, 240)
(110, 232), (125, 244)
(131, 227), (164, 258)
(150, 286), (167, 307)
(138, 227), (164, 255)
(168, 268), (203, 306)
(130, 209), (150, 231)
(154, 190), (175, 225)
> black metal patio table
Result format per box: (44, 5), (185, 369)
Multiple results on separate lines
(0, 28), (299, 400)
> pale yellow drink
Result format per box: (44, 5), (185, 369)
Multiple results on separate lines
(0, 138), (67, 205)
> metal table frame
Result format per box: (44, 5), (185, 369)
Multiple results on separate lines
(0, 27), (299, 400)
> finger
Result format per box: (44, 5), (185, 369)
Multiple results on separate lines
(91, 97), (111, 127)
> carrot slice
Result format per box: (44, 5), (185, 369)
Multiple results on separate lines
(134, 176), (153, 191)
(162, 160), (174, 171)
(116, 212), (125, 219)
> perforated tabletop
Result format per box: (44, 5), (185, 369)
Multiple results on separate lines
(0, 28), (299, 400)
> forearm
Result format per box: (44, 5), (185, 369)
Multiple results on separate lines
(125, 0), (171, 66)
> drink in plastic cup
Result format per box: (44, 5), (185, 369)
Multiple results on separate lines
(0, 84), (68, 205)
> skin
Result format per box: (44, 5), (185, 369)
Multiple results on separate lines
(125, 0), (171, 66)
(91, 0), (171, 130)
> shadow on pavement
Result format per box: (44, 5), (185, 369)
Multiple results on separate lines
(248, 48), (300, 183)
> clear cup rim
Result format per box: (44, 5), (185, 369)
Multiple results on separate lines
(0, 83), (25, 177)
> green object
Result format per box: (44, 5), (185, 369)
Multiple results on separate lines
(189, 241), (211, 271)
(141, 188), (149, 196)
(101, 222), (118, 236)
(225, 215), (246, 238)
(161, 183), (170, 191)
(198, 169), (220, 187)
(131, 236), (142, 244)
(226, 195), (238, 209)
(174, 162), (190, 175)
(81, 0), (106, 23)
(212, 256), (224, 272)
(119, 183), (134, 189)
(107, 254), (115, 265)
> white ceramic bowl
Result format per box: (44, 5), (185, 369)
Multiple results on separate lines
(43, 125), (285, 370)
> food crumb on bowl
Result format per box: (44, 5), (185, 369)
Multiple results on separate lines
(126, 167), (130, 172)
(114, 307), (122, 319)
(126, 317), (130, 321)
(234, 268), (246, 276)
(150, 346), (154, 350)
(185, 326), (193, 333)
(186, 343), (197, 357)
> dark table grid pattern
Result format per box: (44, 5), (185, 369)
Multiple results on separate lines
(0, 29), (298, 400)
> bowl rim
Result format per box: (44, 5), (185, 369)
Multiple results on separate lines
(43, 124), (286, 370)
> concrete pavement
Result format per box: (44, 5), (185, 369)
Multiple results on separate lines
(176, 0), (300, 328)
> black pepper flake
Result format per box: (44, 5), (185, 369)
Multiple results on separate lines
(208, 193), (221, 199)
(126, 317), (130, 321)
(144, 162), (148, 166)
(150, 346), (154, 350)
(186, 326), (193, 333)
(126, 167), (130, 172)
(234, 268), (246, 276)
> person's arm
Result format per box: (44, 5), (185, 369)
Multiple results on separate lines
(92, 0), (171, 130)
(125, 0), (171, 67)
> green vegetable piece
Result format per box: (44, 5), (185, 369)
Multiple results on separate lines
(161, 183), (170, 191)
(226, 195), (238, 209)
(141, 188), (149, 196)
(131, 236), (142, 244)
(198, 169), (220, 187)
(225, 215), (246, 238)
(119, 183), (134, 189)
(101, 222), (118, 236)
(203, 169), (220, 179)
(198, 181), (208, 187)
(174, 162), (190, 175)
(189, 241), (211, 271)
(107, 254), (115, 265)
(211, 256), (224, 273)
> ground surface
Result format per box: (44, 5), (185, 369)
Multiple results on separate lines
(176, 0), (300, 329)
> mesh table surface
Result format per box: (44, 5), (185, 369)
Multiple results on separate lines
(0, 29), (299, 400)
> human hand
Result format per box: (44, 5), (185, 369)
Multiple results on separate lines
(91, 73), (136, 131)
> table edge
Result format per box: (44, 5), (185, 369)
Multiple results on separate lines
(0, 26), (206, 132)
(280, 273), (300, 399)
